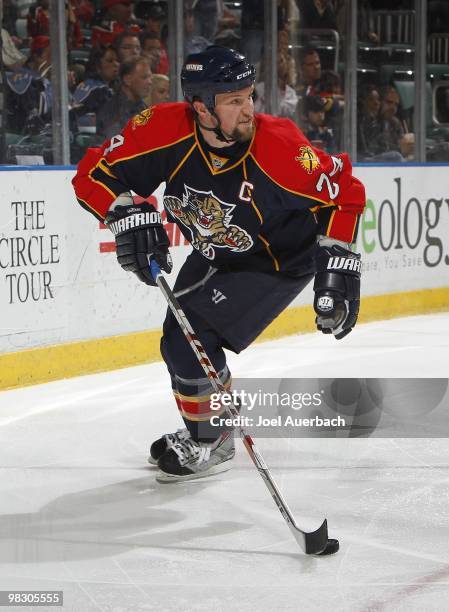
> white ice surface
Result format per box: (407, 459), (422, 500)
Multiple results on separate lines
(1, 313), (449, 612)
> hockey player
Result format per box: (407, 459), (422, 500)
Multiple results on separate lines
(73, 46), (365, 483)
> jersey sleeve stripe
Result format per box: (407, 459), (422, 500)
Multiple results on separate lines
(91, 166), (126, 198)
(250, 153), (329, 204)
(76, 196), (105, 222)
(98, 158), (117, 179)
(108, 132), (195, 166)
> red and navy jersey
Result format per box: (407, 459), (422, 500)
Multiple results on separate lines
(73, 102), (366, 275)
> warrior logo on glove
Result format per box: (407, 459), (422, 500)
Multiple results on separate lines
(164, 185), (253, 260)
(105, 201), (172, 286)
(313, 244), (362, 340)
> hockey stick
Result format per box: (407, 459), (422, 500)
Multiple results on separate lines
(149, 257), (337, 555)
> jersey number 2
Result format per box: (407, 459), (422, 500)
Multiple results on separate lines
(316, 156), (343, 200)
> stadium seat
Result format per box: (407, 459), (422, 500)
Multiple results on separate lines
(427, 63), (449, 80)
(15, 18), (28, 39)
(373, 10), (415, 45)
(428, 33), (449, 64)
(16, 1), (33, 19)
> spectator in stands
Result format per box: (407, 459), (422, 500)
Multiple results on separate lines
(92, 0), (141, 47)
(26, 34), (51, 79)
(27, 0), (50, 37)
(296, 0), (338, 31)
(278, 29), (297, 87)
(148, 73), (169, 105)
(357, 84), (405, 162)
(301, 94), (336, 153)
(72, 45), (120, 132)
(71, 0), (95, 27)
(114, 31), (142, 62)
(67, 2), (84, 49)
(1, 28), (26, 70)
(88, 45), (120, 90)
(357, 84), (382, 159)
(5, 36), (52, 135)
(96, 56), (152, 139)
(298, 46), (342, 133)
(141, 31), (163, 72)
(184, 6), (212, 55)
(188, 0), (233, 43)
(214, 27), (241, 51)
(254, 48), (298, 119)
(317, 68), (344, 146)
(2, 0), (19, 38)
(139, 3), (166, 38)
(140, 32), (168, 75)
(139, 4), (169, 75)
(297, 45), (322, 96)
(27, 0), (83, 49)
(318, 69), (343, 99)
(380, 85), (414, 160)
(215, 2), (241, 42)
(240, 0), (291, 66)
(68, 62), (85, 93)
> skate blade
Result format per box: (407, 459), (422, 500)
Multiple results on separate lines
(155, 459), (233, 483)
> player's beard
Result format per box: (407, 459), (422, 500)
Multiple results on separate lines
(228, 119), (254, 143)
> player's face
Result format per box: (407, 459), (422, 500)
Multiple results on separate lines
(214, 86), (255, 142)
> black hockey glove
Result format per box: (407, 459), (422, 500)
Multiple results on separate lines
(105, 201), (172, 286)
(313, 243), (361, 340)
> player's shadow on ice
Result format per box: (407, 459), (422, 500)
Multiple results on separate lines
(0, 475), (304, 565)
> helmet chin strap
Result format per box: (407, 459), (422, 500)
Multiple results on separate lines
(197, 107), (236, 144)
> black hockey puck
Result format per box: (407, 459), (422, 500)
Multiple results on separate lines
(316, 538), (339, 556)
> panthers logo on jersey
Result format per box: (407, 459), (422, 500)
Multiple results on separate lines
(164, 185), (253, 260)
(295, 145), (320, 175)
(131, 107), (154, 130)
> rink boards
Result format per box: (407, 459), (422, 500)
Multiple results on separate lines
(0, 164), (448, 388)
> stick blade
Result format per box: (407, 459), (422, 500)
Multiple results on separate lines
(300, 518), (329, 555)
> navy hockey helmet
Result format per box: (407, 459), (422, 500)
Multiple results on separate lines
(181, 46), (256, 110)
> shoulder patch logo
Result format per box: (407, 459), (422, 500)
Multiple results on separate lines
(132, 107), (154, 130)
(295, 145), (320, 174)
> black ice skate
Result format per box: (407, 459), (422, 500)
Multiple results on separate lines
(147, 428), (191, 465)
(156, 432), (235, 483)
